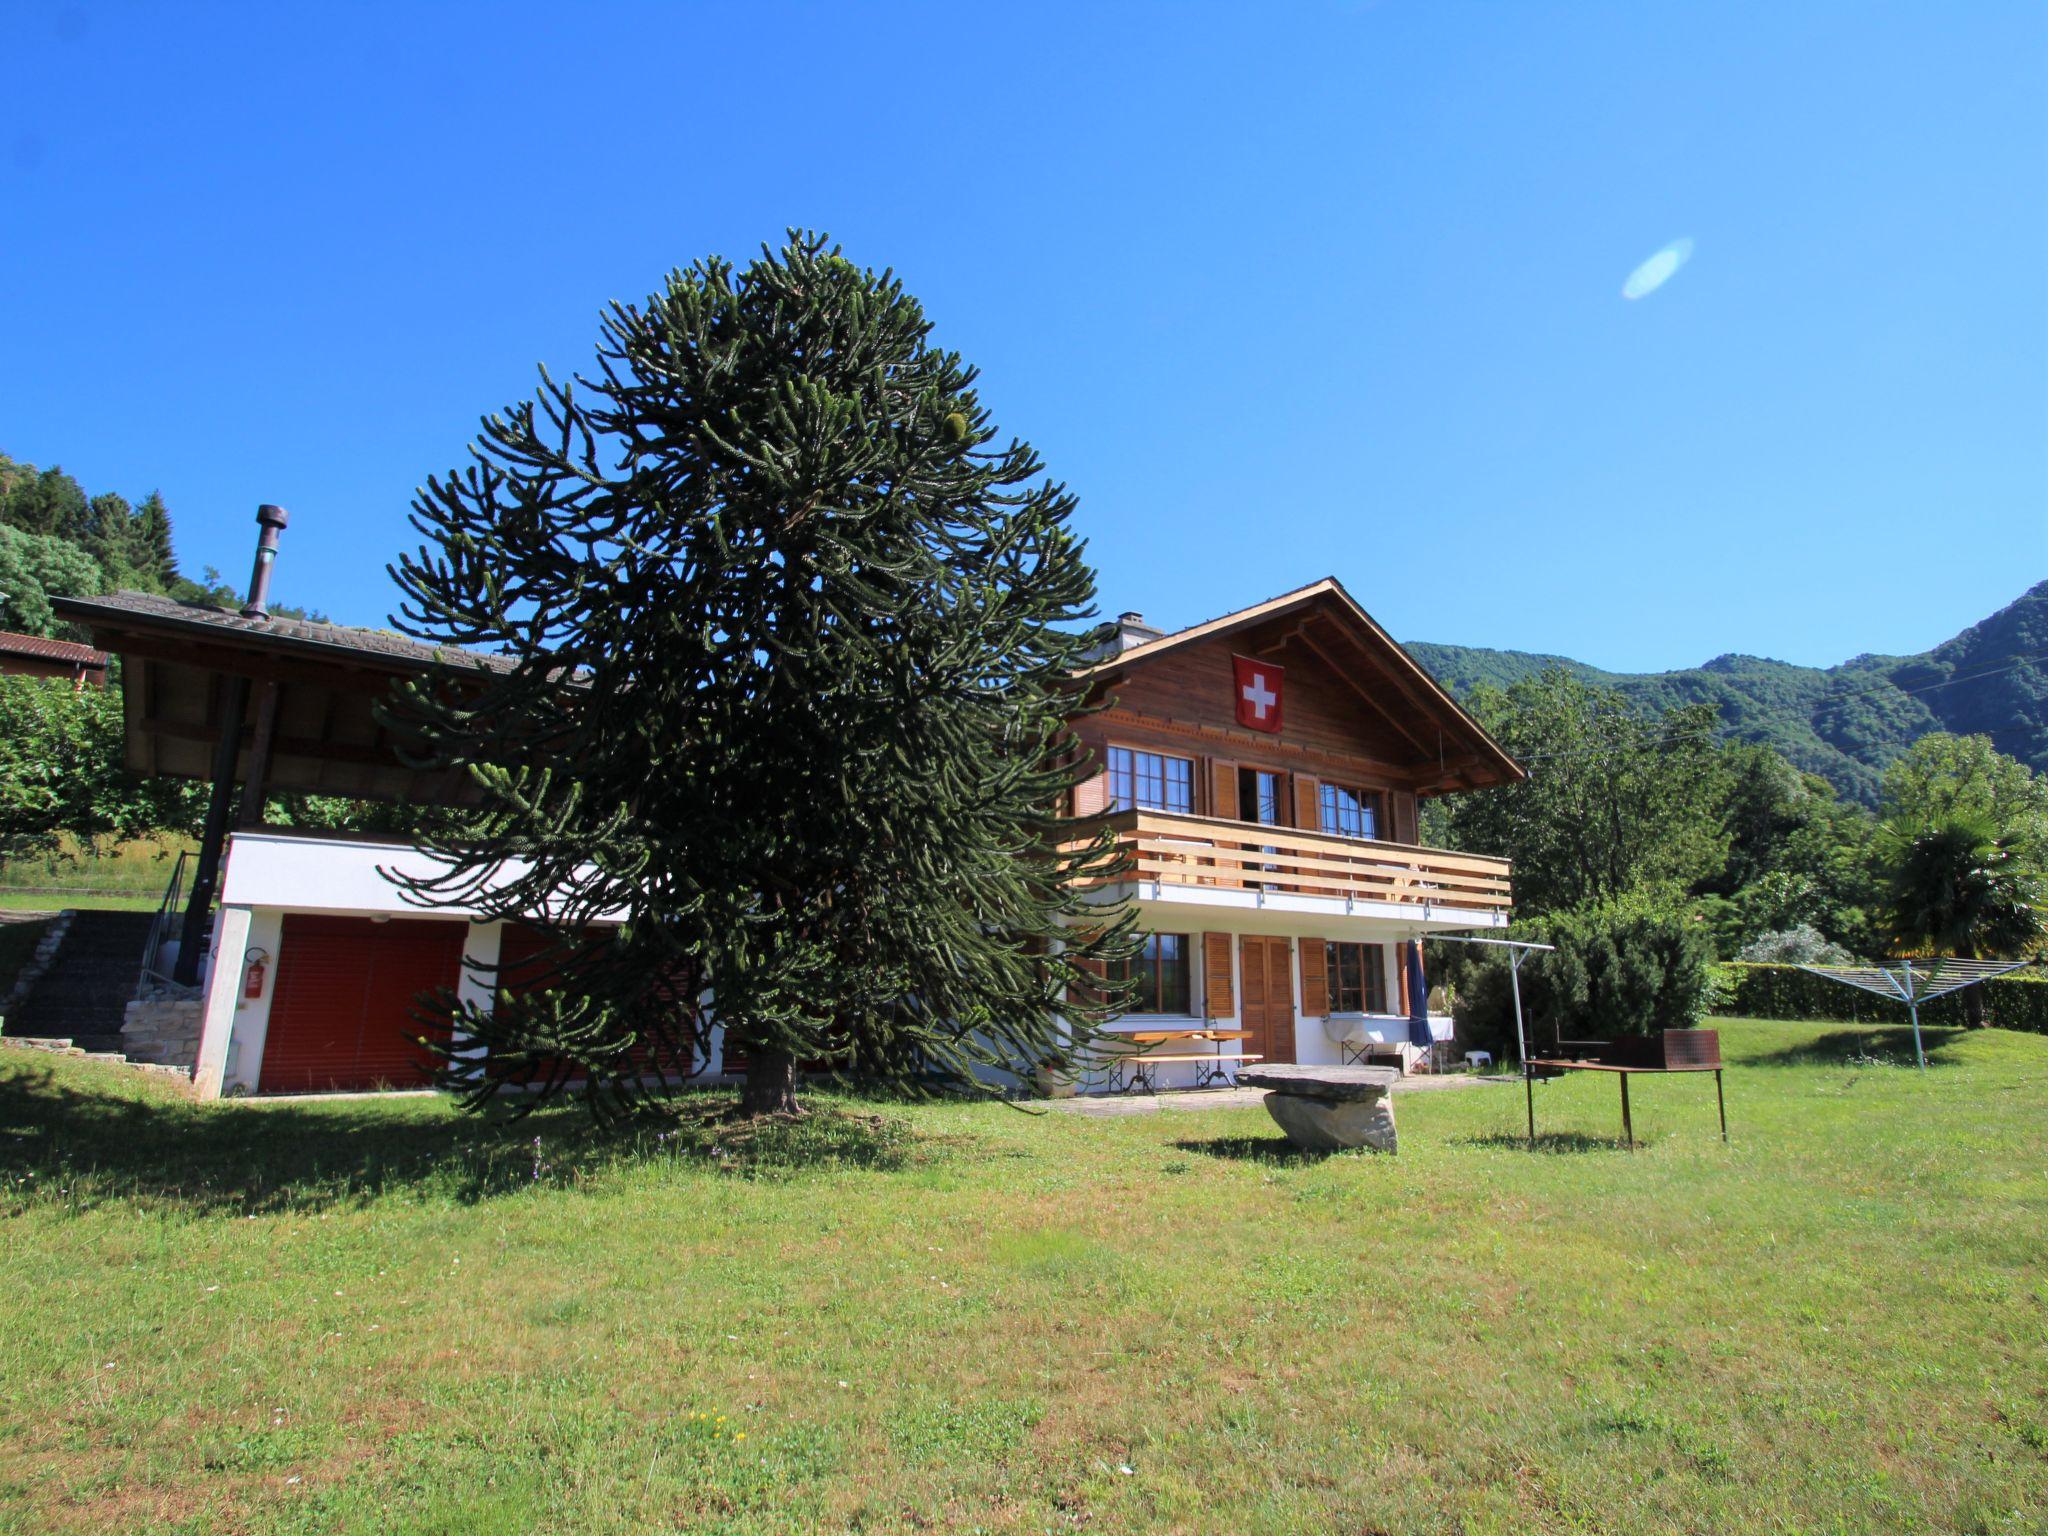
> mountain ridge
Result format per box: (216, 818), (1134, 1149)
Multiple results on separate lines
(1406, 579), (2048, 806)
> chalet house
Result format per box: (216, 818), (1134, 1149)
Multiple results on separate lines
(48, 572), (1518, 1099)
(0, 629), (109, 689)
(1056, 580), (1519, 1087)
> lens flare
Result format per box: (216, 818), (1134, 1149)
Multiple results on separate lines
(1622, 237), (1695, 300)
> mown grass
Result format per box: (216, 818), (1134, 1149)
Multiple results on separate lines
(0, 1019), (2042, 1534)
(0, 892), (160, 914)
(0, 834), (195, 898)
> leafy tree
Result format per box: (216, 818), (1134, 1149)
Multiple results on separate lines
(1430, 669), (1730, 914)
(0, 523), (104, 636)
(0, 677), (202, 865)
(1699, 743), (1877, 954)
(384, 233), (1135, 1119)
(0, 464), (89, 540)
(1881, 814), (2045, 1026)
(1879, 734), (2048, 860)
(1737, 924), (1854, 965)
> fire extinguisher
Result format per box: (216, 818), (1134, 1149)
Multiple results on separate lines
(243, 949), (270, 1000)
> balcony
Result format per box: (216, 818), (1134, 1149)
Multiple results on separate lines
(1066, 810), (1511, 920)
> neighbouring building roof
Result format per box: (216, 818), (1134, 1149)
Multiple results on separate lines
(49, 590), (515, 676)
(48, 590), (512, 806)
(0, 628), (109, 669)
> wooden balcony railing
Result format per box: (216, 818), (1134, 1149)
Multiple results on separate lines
(1066, 809), (1512, 913)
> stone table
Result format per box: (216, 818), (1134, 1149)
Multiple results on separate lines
(1237, 1064), (1401, 1152)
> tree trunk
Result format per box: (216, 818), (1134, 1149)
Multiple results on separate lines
(1959, 945), (1988, 1028)
(740, 1049), (803, 1117)
(1963, 986), (1987, 1029)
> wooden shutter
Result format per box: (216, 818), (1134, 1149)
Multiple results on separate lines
(1293, 774), (1320, 833)
(1210, 759), (1238, 822)
(1203, 932), (1234, 1019)
(1299, 937), (1329, 1017)
(1391, 790), (1418, 845)
(1396, 941), (1411, 1016)
(1073, 768), (1110, 818)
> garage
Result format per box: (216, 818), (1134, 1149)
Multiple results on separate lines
(257, 914), (467, 1093)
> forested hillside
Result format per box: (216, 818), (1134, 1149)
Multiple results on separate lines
(1409, 580), (2048, 805)
(0, 450), (321, 635)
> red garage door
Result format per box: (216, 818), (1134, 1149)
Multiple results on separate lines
(258, 915), (466, 1094)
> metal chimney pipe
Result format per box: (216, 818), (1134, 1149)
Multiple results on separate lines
(240, 504), (289, 620)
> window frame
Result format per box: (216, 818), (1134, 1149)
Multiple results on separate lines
(1237, 766), (1287, 827)
(1107, 744), (1196, 815)
(1317, 780), (1385, 842)
(1108, 931), (1195, 1016)
(1325, 941), (1389, 1015)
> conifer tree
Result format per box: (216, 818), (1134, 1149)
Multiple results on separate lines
(82, 492), (137, 584)
(135, 492), (179, 586)
(386, 233), (1134, 1118)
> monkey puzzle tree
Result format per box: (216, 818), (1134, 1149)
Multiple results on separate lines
(386, 233), (1133, 1118)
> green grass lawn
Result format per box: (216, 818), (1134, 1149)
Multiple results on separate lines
(0, 892), (161, 914)
(0, 835), (195, 901)
(1, 1019), (2042, 1535)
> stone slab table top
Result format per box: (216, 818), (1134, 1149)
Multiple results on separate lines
(1236, 1064), (1400, 1100)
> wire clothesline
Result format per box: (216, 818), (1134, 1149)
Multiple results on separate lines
(1794, 957), (2042, 1068)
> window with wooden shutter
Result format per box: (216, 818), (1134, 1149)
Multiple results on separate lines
(1209, 759), (1238, 821)
(1292, 774), (1319, 832)
(1299, 937), (1329, 1017)
(1202, 932), (1233, 1019)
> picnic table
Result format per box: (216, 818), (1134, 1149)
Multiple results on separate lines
(1100, 1027), (1263, 1093)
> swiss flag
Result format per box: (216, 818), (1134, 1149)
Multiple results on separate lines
(1233, 655), (1283, 734)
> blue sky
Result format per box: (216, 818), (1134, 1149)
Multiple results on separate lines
(3, 1), (2042, 670)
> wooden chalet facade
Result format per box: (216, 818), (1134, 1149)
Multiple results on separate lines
(49, 573), (1518, 1099)
(1054, 579), (1521, 1083)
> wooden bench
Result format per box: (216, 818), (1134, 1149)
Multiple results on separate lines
(1106, 1050), (1265, 1094)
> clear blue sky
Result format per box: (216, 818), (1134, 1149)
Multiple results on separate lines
(3, 1), (2042, 670)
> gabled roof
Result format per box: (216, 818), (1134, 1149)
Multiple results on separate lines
(50, 590), (515, 675)
(0, 628), (108, 668)
(1080, 576), (1524, 790)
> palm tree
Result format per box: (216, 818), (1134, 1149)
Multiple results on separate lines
(1883, 815), (2045, 1027)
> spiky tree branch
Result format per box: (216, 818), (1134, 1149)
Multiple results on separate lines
(383, 232), (1135, 1119)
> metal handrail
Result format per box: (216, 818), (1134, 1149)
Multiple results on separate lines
(135, 849), (192, 996)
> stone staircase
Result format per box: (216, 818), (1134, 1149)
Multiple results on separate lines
(2, 909), (156, 1053)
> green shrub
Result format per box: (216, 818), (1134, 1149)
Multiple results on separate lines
(1710, 961), (2048, 1034)
(1441, 898), (1714, 1059)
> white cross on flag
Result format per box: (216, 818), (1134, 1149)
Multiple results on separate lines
(1232, 655), (1284, 734)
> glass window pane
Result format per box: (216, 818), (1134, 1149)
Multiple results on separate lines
(1159, 934), (1189, 1015)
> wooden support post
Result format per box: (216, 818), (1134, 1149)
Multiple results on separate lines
(1716, 1068), (1727, 1142)
(173, 676), (251, 986)
(235, 680), (280, 827)
(1619, 1073), (1634, 1150)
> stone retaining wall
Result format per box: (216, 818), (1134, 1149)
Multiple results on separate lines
(121, 995), (204, 1070)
